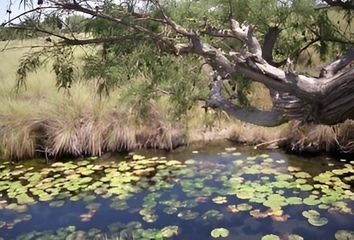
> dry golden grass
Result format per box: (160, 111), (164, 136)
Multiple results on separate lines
(229, 121), (285, 145)
(0, 39), (184, 160)
(282, 121), (354, 154)
(0, 101), (41, 159)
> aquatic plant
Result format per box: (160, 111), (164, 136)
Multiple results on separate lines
(211, 228), (229, 238)
(0, 150), (353, 239)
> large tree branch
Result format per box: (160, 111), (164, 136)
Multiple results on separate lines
(1, 6), (57, 26)
(202, 19), (263, 59)
(8, 25), (73, 42)
(165, 15), (354, 125)
(323, 0), (354, 10)
(262, 26), (281, 64)
(182, 19), (354, 124)
(151, 0), (195, 37)
(321, 47), (354, 77)
(58, 35), (141, 46)
(207, 79), (287, 127)
(52, 2), (171, 43)
(6, 0), (354, 126)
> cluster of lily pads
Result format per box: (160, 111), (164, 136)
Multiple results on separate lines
(302, 210), (328, 227)
(0, 154), (187, 233)
(0, 147), (353, 239)
(260, 229), (354, 240)
(14, 222), (179, 240)
(219, 153), (354, 218)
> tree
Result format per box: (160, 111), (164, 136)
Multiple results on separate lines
(65, 15), (87, 33)
(2, 0), (354, 126)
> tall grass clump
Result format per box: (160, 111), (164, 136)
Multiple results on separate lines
(41, 84), (109, 157)
(0, 39), (186, 160)
(0, 83), (183, 160)
(281, 121), (354, 154)
(229, 121), (285, 145)
(0, 100), (42, 159)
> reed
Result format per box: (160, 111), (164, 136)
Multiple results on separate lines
(281, 121), (354, 154)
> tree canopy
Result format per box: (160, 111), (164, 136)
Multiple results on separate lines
(1, 0), (354, 126)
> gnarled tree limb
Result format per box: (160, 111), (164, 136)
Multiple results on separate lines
(5, 0), (354, 127)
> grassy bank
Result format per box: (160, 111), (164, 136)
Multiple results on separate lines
(0, 39), (188, 160)
(0, 39), (353, 161)
(0, 39), (242, 160)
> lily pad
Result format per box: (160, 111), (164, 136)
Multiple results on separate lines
(5, 203), (28, 212)
(161, 226), (179, 238)
(16, 194), (36, 205)
(261, 234), (280, 240)
(303, 195), (321, 206)
(318, 204), (330, 209)
(250, 209), (270, 218)
(263, 194), (287, 209)
(227, 205), (239, 213)
(308, 217), (328, 226)
(163, 207), (178, 215)
(232, 152), (242, 156)
(302, 210), (320, 219)
(288, 234), (304, 240)
(49, 200), (65, 208)
(202, 210), (223, 220)
(69, 195), (81, 201)
(286, 197), (302, 205)
(225, 147), (237, 152)
(300, 184), (314, 191)
(212, 196), (227, 204)
(142, 214), (158, 223)
(335, 230), (354, 240)
(0, 221), (5, 228)
(86, 202), (101, 210)
(236, 190), (254, 200)
(185, 159), (196, 165)
(211, 228), (229, 238)
(108, 222), (126, 232)
(237, 203), (253, 211)
(110, 200), (128, 210)
(132, 154), (145, 160)
(294, 172), (311, 178)
(177, 210), (199, 220)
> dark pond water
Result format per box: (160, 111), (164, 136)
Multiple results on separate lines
(0, 143), (353, 240)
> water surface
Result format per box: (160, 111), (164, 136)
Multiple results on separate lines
(0, 143), (353, 239)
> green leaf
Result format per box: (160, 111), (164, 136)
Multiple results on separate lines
(211, 228), (229, 238)
(261, 234), (280, 240)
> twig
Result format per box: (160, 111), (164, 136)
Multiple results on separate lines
(254, 137), (287, 149)
(2, 7), (57, 26)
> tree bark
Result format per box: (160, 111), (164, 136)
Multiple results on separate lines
(172, 17), (354, 126)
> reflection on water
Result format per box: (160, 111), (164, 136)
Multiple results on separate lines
(0, 143), (353, 240)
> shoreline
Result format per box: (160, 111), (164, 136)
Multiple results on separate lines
(2, 122), (353, 162)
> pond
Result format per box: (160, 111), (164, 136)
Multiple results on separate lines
(0, 143), (353, 240)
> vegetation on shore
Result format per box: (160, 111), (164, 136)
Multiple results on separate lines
(0, 0), (354, 160)
(0, 39), (186, 160)
(1, 39), (353, 160)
